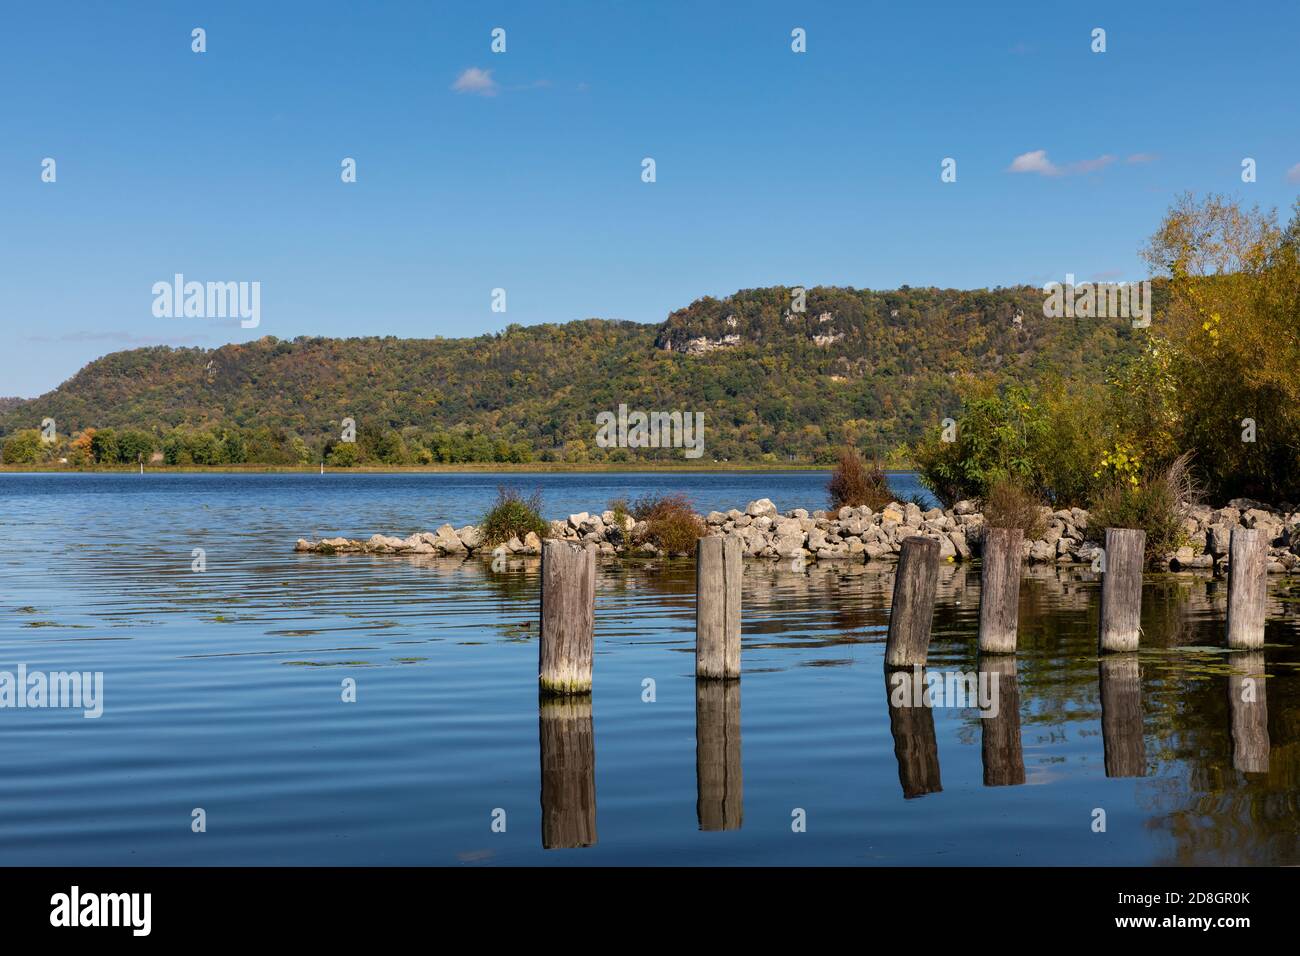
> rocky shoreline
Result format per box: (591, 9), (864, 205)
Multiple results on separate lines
(295, 496), (1300, 573)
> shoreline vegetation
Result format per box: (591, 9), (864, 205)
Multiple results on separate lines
(294, 463), (1300, 575)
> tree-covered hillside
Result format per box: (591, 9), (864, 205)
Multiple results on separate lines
(0, 285), (1144, 465)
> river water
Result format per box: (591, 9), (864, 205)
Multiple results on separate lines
(0, 472), (1296, 865)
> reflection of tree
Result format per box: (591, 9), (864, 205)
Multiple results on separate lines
(1140, 647), (1300, 866)
(931, 562), (1299, 865)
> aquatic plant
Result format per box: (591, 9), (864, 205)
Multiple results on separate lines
(479, 485), (549, 546)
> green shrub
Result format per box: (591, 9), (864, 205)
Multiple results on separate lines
(116, 429), (156, 464)
(326, 442), (363, 467)
(914, 382), (1047, 506)
(631, 493), (705, 555)
(480, 486), (549, 547)
(1, 429), (43, 464)
(915, 378), (1111, 509)
(91, 428), (120, 465)
(827, 448), (893, 511)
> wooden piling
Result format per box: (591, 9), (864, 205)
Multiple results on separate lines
(696, 535), (742, 679)
(1227, 651), (1269, 773)
(539, 540), (596, 695)
(1098, 654), (1146, 778)
(978, 528), (1023, 654)
(1099, 528), (1145, 653)
(884, 535), (941, 668)
(1226, 527), (1267, 649)
(539, 697), (596, 849)
(695, 679), (743, 831)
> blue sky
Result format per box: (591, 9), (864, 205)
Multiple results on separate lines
(2, 0), (1298, 396)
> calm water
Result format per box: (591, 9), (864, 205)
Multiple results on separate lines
(1, 472), (1297, 866)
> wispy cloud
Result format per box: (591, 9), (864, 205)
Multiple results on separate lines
(1125, 152), (1159, 164)
(451, 69), (555, 97)
(452, 67), (498, 97)
(1007, 149), (1115, 177)
(1071, 154), (1116, 174)
(1287, 163), (1300, 184)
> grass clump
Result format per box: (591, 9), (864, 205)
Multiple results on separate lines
(608, 497), (631, 529)
(480, 485), (549, 547)
(1086, 452), (1198, 567)
(827, 447), (894, 511)
(631, 493), (705, 555)
(980, 478), (1048, 538)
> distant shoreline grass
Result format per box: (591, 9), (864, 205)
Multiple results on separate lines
(0, 462), (914, 475)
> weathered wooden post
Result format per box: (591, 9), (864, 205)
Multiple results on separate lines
(695, 679), (743, 831)
(1099, 528), (1145, 653)
(1226, 527), (1267, 649)
(884, 535), (941, 668)
(539, 540), (596, 696)
(1098, 654), (1145, 778)
(978, 528), (1024, 654)
(696, 534), (742, 680)
(1227, 651), (1269, 774)
(978, 655), (1025, 786)
(539, 697), (597, 849)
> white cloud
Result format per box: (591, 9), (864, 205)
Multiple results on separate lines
(1126, 152), (1159, 164)
(1007, 149), (1115, 177)
(1008, 149), (1057, 175)
(1287, 163), (1300, 184)
(452, 67), (498, 96)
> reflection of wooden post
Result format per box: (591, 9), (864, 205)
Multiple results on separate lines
(1228, 651), (1269, 773)
(696, 535), (743, 679)
(540, 541), (596, 695)
(539, 697), (596, 849)
(884, 668), (942, 798)
(1226, 528), (1267, 649)
(978, 528), (1023, 654)
(885, 537), (941, 667)
(1099, 528), (1145, 653)
(978, 656), (1024, 786)
(1099, 655), (1145, 777)
(695, 680), (743, 830)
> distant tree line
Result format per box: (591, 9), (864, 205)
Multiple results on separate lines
(0, 424), (535, 467)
